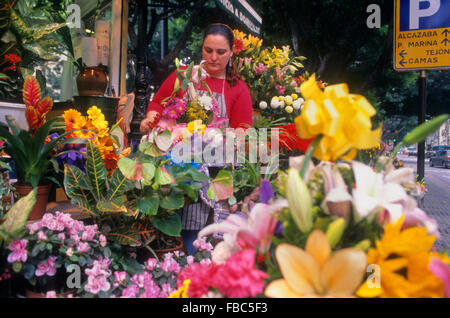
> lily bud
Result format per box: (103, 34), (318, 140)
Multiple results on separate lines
(354, 239), (371, 252)
(403, 114), (449, 146)
(325, 218), (346, 248)
(286, 168), (313, 233)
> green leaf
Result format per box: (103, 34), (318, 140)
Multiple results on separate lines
(155, 166), (175, 186)
(70, 255), (79, 262)
(86, 141), (106, 201)
(0, 189), (36, 237)
(117, 157), (138, 180)
(155, 130), (173, 152)
(402, 114), (449, 146)
(152, 213), (181, 237)
(160, 191), (184, 210)
(97, 198), (127, 213)
(106, 228), (141, 247)
(138, 193), (159, 216)
(107, 167), (135, 200)
(175, 182), (201, 201)
(207, 170), (233, 201)
(5, 115), (22, 137)
(142, 162), (156, 184)
(79, 256), (86, 267)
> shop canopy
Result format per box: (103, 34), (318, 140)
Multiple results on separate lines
(213, 0), (262, 36)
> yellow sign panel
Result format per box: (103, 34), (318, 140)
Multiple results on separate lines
(394, 0), (450, 71)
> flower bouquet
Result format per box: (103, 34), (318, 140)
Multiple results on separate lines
(165, 75), (450, 298)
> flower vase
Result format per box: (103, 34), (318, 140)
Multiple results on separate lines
(76, 66), (108, 96)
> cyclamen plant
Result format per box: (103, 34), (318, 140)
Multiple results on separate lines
(8, 212), (111, 293)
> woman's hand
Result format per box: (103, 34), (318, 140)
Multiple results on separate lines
(139, 111), (161, 134)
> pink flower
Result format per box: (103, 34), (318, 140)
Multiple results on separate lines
(275, 84), (286, 95)
(121, 285), (139, 298)
(27, 222), (40, 234)
(7, 239), (28, 263)
(99, 235), (107, 247)
(403, 207), (440, 238)
(77, 242), (90, 253)
(46, 291), (57, 298)
(193, 238), (213, 252)
(429, 258), (450, 298)
(186, 256), (194, 265)
(213, 249), (267, 298)
(37, 231), (48, 241)
(66, 248), (73, 257)
(85, 275), (111, 294)
(113, 271), (127, 287)
(35, 256), (57, 277)
(57, 233), (66, 240)
(145, 258), (158, 271)
(253, 63), (267, 75)
(177, 263), (219, 298)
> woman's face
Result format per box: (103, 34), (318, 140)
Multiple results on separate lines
(202, 34), (233, 78)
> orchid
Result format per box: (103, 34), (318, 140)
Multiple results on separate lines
(265, 230), (367, 298)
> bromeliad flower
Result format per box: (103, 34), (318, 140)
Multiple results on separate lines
(294, 74), (381, 161)
(265, 230), (367, 298)
(23, 76), (53, 134)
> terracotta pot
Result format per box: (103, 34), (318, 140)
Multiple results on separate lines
(76, 66), (108, 96)
(137, 236), (184, 262)
(15, 184), (51, 220)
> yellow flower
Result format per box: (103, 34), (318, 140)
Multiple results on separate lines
(87, 106), (103, 120)
(291, 93), (298, 100)
(62, 109), (81, 128)
(265, 230), (367, 298)
(186, 120), (206, 135)
(285, 106), (293, 113)
(294, 74), (381, 161)
(356, 215), (445, 298)
(73, 116), (95, 139)
(169, 279), (190, 298)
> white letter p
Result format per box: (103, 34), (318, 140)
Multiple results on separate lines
(409, 0), (440, 30)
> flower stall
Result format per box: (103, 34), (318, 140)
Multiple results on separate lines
(0, 3), (449, 299)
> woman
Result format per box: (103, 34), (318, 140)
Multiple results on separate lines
(140, 23), (253, 255)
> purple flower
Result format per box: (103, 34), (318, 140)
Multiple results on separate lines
(260, 178), (274, 204)
(7, 239), (28, 263)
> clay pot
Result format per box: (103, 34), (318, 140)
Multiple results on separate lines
(137, 236), (184, 263)
(76, 66), (108, 96)
(15, 184), (51, 220)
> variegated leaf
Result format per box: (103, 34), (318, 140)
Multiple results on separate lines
(107, 168), (135, 201)
(86, 140), (106, 201)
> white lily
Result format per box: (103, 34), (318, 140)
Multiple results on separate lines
(351, 161), (408, 223)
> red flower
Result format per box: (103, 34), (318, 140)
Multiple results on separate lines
(233, 38), (246, 55)
(278, 123), (314, 153)
(4, 53), (21, 64)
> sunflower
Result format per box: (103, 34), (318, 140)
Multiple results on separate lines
(63, 109), (81, 130)
(356, 215), (445, 298)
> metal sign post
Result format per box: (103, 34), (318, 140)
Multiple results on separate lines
(418, 70), (426, 183)
(394, 0), (450, 183)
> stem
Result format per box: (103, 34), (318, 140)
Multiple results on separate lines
(377, 142), (404, 172)
(299, 135), (322, 179)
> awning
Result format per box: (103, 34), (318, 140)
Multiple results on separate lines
(214, 0), (262, 36)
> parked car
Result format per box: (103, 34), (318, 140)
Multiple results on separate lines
(429, 150), (450, 168)
(407, 147), (417, 156)
(426, 150), (436, 158)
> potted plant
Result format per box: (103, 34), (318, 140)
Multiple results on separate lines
(0, 189), (36, 297)
(6, 210), (115, 297)
(0, 76), (82, 219)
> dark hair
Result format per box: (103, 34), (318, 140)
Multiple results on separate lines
(203, 23), (240, 87)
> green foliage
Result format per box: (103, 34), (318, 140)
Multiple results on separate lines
(0, 188), (35, 243)
(0, 116), (82, 187)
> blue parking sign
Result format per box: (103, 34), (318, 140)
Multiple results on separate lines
(400, 0), (450, 31)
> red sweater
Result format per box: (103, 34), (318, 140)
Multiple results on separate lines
(147, 70), (253, 129)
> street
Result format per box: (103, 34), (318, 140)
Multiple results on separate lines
(398, 155), (450, 252)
